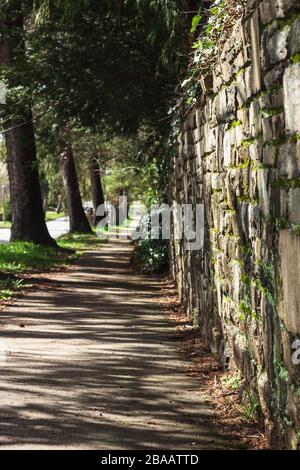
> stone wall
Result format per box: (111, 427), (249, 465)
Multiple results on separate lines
(169, 0), (300, 449)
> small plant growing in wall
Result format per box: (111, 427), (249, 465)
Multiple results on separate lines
(221, 372), (241, 391)
(181, 0), (246, 101)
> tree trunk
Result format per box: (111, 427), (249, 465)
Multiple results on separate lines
(89, 156), (105, 225)
(59, 137), (92, 233)
(0, 4), (56, 246)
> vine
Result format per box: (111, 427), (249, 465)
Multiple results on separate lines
(182, 0), (246, 104)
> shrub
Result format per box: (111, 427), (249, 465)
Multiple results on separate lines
(132, 209), (169, 274)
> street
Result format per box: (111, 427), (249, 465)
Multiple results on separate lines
(0, 217), (69, 243)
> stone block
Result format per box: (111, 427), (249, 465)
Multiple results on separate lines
(213, 71), (223, 93)
(260, 0), (285, 24)
(195, 108), (202, 128)
(282, 328), (300, 385)
(262, 117), (273, 143)
(204, 125), (216, 153)
(220, 58), (231, 84)
(278, 143), (300, 179)
(279, 229), (300, 334)
(262, 29), (289, 69)
(257, 371), (272, 416)
(280, 189), (288, 218)
(254, 237), (262, 261)
(216, 88), (227, 122)
(226, 86), (237, 118)
(193, 126), (201, 144)
(289, 16), (300, 56)
(211, 172), (225, 191)
(263, 145), (276, 166)
(195, 141), (202, 165)
(271, 88), (284, 109)
(225, 174), (235, 209)
(249, 167), (258, 198)
(232, 332), (252, 381)
(244, 0), (259, 19)
(260, 1), (297, 24)
(287, 388), (300, 428)
(236, 71), (248, 107)
(263, 63), (284, 88)
(244, 66), (254, 100)
(259, 93), (272, 110)
(223, 130), (234, 167)
(250, 9), (262, 94)
(249, 100), (262, 136)
(234, 125), (244, 148)
(273, 113), (286, 140)
(257, 169), (270, 216)
(288, 188), (300, 224)
(261, 294), (276, 381)
(248, 204), (261, 239)
(249, 141), (263, 161)
(283, 63), (300, 134)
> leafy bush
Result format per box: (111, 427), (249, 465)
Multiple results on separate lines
(133, 237), (169, 274)
(132, 209), (169, 274)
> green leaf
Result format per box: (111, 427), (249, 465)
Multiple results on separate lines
(192, 39), (202, 50)
(190, 14), (202, 33)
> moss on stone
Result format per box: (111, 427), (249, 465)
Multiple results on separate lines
(275, 361), (290, 383)
(263, 137), (286, 147)
(291, 133), (300, 143)
(237, 85), (283, 112)
(225, 208), (237, 215)
(227, 119), (242, 130)
(291, 53), (300, 64)
(261, 106), (284, 118)
(292, 224), (300, 236)
(236, 64), (250, 77)
(263, 11), (300, 31)
(290, 383), (300, 398)
(272, 177), (300, 189)
(237, 194), (259, 205)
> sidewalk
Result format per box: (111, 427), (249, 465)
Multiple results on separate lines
(0, 236), (226, 449)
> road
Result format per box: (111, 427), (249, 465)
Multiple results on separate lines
(0, 217), (70, 243)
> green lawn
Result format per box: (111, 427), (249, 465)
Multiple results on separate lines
(45, 211), (65, 221)
(0, 220), (11, 229)
(58, 231), (104, 252)
(96, 216), (132, 236)
(0, 232), (103, 300)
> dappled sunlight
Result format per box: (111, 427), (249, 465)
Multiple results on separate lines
(0, 238), (225, 450)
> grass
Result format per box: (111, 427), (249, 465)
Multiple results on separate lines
(96, 216), (132, 236)
(0, 221), (11, 229)
(0, 277), (25, 300)
(58, 231), (103, 252)
(0, 231), (103, 300)
(45, 211), (65, 221)
(0, 242), (69, 274)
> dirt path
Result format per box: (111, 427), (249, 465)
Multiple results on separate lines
(0, 238), (227, 449)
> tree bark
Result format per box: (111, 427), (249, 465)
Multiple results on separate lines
(89, 156), (105, 225)
(59, 136), (92, 233)
(0, 4), (56, 246)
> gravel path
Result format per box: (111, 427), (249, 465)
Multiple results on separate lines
(0, 238), (226, 449)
